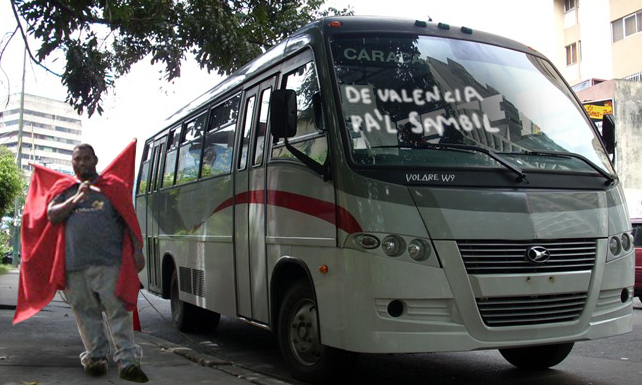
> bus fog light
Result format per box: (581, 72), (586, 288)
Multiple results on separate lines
(408, 239), (430, 261)
(620, 288), (631, 303)
(621, 233), (631, 252)
(608, 236), (621, 256)
(382, 235), (404, 257)
(387, 300), (404, 317)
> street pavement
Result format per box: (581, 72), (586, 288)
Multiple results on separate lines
(0, 268), (290, 385)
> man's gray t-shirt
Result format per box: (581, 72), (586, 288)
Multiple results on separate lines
(53, 186), (125, 271)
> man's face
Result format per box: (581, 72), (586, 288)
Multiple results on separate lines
(72, 148), (98, 180)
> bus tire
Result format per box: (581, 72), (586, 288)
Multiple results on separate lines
(170, 269), (197, 332)
(194, 307), (221, 332)
(499, 342), (574, 370)
(277, 280), (355, 383)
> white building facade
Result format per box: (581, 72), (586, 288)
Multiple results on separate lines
(0, 93), (82, 178)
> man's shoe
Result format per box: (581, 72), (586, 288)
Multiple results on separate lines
(119, 364), (149, 383)
(84, 360), (108, 377)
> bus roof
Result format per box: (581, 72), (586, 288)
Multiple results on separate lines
(155, 16), (542, 139)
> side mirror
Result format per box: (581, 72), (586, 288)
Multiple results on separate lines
(270, 89), (297, 143)
(601, 114), (615, 155)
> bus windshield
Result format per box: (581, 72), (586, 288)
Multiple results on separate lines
(330, 35), (612, 174)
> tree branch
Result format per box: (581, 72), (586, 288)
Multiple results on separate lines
(9, 0), (61, 77)
(46, 0), (164, 27)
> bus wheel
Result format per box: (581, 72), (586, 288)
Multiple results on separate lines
(170, 269), (197, 332)
(499, 342), (574, 370)
(194, 307), (221, 332)
(277, 281), (354, 383)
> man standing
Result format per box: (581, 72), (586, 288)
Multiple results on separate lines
(47, 144), (148, 383)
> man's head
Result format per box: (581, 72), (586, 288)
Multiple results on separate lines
(72, 144), (99, 181)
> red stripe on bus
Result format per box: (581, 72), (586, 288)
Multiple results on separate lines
(211, 190), (362, 234)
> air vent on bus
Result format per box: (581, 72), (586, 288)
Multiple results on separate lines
(178, 267), (205, 297)
(476, 292), (587, 327)
(458, 239), (597, 274)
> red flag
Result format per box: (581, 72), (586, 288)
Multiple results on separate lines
(103, 139), (137, 193)
(14, 140), (142, 324)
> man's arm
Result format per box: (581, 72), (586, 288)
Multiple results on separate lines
(129, 228), (145, 273)
(47, 182), (88, 223)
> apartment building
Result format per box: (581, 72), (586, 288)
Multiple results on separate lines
(549, 0), (642, 217)
(552, 0), (642, 87)
(0, 93), (82, 178)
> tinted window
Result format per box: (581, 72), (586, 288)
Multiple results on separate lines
(633, 223), (642, 247)
(162, 127), (180, 188)
(272, 62), (327, 165)
(238, 96), (256, 170)
(176, 114), (206, 184)
(253, 88), (271, 166)
(202, 95), (240, 178)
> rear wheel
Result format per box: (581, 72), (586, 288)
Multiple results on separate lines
(170, 269), (221, 332)
(277, 280), (355, 383)
(195, 307), (221, 332)
(170, 269), (197, 332)
(499, 342), (574, 370)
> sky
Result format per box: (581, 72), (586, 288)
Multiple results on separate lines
(0, 0), (555, 171)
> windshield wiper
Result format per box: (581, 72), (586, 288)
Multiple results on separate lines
(498, 150), (616, 185)
(376, 143), (528, 183)
(431, 143), (528, 183)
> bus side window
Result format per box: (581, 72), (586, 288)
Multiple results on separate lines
(201, 95), (240, 178)
(176, 113), (206, 184)
(253, 88), (271, 166)
(153, 142), (166, 191)
(238, 95), (256, 170)
(137, 143), (152, 194)
(271, 62), (328, 165)
(162, 127), (181, 188)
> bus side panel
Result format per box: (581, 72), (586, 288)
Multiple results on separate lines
(135, 194), (149, 290)
(162, 177), (237, 316)
(265, 162), (337, 309)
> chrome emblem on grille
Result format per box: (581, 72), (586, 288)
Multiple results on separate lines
(525, 246), (551, 263)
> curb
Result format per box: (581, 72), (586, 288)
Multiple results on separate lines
(137, 333), (293, 385)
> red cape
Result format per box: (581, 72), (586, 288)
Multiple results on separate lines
(13, 140), (142, 324)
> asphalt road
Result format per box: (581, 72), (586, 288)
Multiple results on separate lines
(137, 291), (642, 385)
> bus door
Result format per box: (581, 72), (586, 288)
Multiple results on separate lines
(234, 76), (277, 322)
(146, 136), (165, 294)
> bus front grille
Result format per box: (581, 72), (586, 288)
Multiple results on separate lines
(476, 292), (587, 327)
(458, 239), (597, 274)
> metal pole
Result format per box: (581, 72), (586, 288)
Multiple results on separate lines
(11, 47), (27, 267)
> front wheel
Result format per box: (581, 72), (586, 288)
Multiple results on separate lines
(277, 280), (355, 383)
(499, 342), (574, 370)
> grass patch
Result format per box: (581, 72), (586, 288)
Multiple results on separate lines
(0, 264), (15, 276)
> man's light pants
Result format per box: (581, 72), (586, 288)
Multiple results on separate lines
(64, 265), (143, 369)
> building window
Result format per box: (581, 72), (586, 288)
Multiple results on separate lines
(564, 0), (576, 13)
(565, 42), (579, 65)
(612, 9), (642, 42)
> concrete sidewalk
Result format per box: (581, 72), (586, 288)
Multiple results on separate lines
(0, 268), (288, 385)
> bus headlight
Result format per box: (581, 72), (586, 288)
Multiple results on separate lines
(408, 239), (431, 261)
(608, 235), (621, 256)
(382, 235), (405, 257)
(621, 233), (632, 252)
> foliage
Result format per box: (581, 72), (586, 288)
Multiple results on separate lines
(4, 0), (352, 117)
(0, 230), (11, 256)
(0, 264), (14, 275)
(0, 146), (24, 217)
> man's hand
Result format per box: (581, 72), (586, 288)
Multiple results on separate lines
(72, 181), (90, 204)
(47, 183), (87, 223)
(134, 247), (145, 273)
